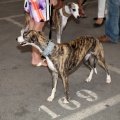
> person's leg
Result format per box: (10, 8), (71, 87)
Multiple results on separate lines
(98, 0), (120, 43)
(105, 0), (120, 43)
(94, 0), (106, 27)
(55, 0), (64, 10)
(29, 18), (47, 66)
(78, 0), (87, 18)
(98, 0), (106, 18)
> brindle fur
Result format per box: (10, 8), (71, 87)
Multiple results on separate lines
(21, 30), (111, 103)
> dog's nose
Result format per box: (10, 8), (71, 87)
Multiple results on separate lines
(77, 16), (80, 19)
(16, 38), (18, 41)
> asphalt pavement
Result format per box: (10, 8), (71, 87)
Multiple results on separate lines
(0, 0), (120, 120)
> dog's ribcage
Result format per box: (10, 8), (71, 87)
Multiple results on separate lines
(49, 36), (99, 73)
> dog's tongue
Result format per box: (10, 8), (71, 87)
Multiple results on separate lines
(20, 42), (26, 45)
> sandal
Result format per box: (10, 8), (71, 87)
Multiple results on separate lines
(97, 35), (111, 43)
(79, 7), (87, 18)
(32, 59), (47, 67)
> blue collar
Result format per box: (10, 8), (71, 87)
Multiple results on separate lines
(41, 41), (55, 57)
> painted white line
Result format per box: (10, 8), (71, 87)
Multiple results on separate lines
(39, 105), (60, 119)
(0, 14), (24, 20)
(61, 94), (120, 120)
(109, 65), (120, 74)
(4, 18), (24, 28)
(0, 0), (23, 4)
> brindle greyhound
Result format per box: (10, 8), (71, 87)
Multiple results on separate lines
(17, 30), (111, 103)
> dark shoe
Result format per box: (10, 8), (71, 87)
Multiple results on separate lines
(97, 35), (111, 43)
(93, 17), (106, 20)
(94, 19), (104, 27)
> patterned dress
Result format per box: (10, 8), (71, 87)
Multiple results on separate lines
(24, 0), (50, 22)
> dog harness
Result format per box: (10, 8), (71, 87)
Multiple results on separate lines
(24, 0), (50, 22)
(41, 41), (55, 57)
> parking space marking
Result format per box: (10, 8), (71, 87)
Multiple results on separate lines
(4, 18), (23, 28)
(0, 14), (24, 20)
(0, 0), (23, 4)
(0, 14), (24, 28)
(61, 94), (120, 120)
(109, 65), (120, 74)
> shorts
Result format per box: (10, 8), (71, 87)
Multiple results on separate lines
(24, 0), (50, 22)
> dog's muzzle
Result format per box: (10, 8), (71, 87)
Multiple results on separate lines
(16, 36), (26, 46)
(77, 16), (80, 19)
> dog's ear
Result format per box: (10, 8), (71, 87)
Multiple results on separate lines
(66, 2), (72, 8)
(31, 34), (38, 42)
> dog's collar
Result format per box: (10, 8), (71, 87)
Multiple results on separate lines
(62, 6), (71, 17)
(41, 41), (55, 57)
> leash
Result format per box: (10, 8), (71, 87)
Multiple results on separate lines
(49, 4), (54, 40)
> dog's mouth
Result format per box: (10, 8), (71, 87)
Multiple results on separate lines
(20, 42), (27, 46)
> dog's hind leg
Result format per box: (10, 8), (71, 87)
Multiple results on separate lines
(84, 54), (97, 82)
(47, 71), (58, 102)
(60, 72), (69, 103)
(84, 61), (94, 82)
(98, 59), (111, 83)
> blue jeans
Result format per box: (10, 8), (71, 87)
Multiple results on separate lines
(106, 0), (120, 43)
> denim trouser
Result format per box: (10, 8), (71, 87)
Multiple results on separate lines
(106, 0), (120, 43)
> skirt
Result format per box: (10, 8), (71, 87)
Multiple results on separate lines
(24, 0), (50, 22)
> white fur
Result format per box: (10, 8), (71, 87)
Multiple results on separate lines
(86, 69), (94, 82)
(106, 74), (111, 83)
(46, 57), (57, 73)
(94, 68), (97, 74)
(47, 88), (56, 102)
(17, 35), (24, 43)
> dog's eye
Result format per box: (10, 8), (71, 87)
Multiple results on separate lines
(72, 9), (76, 11)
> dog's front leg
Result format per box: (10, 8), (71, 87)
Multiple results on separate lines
(60, 72), (69, 103)
(47, 71), (58, 102)
(57, 18), (67, 43)
(57, 26), (62, 43)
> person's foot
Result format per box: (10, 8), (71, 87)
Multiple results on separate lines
(97, 35), (112, 43)
(79, 7), (87, 18)
(94, 18), (105, 27)
(32, 60), (47, 66)
(32, 57), (47, 66)
(36, 59), (48, 66)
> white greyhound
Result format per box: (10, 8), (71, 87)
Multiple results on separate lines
(52, 2), (80, 43)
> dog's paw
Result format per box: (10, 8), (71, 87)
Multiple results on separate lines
(94, 68), (97, 74)
(63, 97), (69, 104)
(47, 96), (54, 102)
(85, 77), (92, 82)
(106, 75), (111, 83)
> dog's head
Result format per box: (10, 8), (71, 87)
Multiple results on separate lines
(17, 30), (40, 46)
(67, 2), (80, 19)
(16, 30), (49, 51)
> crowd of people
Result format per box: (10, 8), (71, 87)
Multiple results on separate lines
(23, 0), (120, 66)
